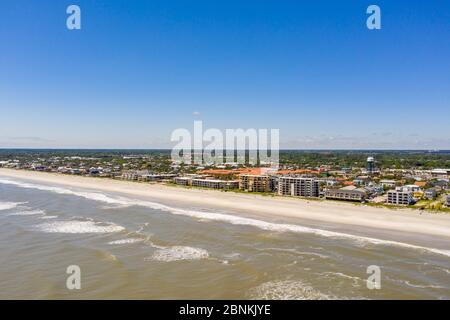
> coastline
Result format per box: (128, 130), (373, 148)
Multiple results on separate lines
(1, 168), (450, 245)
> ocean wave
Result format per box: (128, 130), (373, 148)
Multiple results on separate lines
(2, 178), (450, 258)
(0, 201), (26, 211)
(108, 238), (143, 245)
(8, 209), (46, 216)
(247, 280), (335, 300)
(147, 246), (210, 262)
(39, 215), (58, 219)
(33, 220), (125, 234)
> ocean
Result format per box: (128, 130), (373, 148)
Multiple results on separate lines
(0, 176), (449, 299)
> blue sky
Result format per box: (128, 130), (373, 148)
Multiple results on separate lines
(0, 0), (449, 149)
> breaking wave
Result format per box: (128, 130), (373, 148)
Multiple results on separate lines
(0, 201), (26, 211)
(148, 246), (210, 262)
(108, 238), (143, 245)
(33, 220), (125, 234)
(8, 209), (46, 216)
(247, 280), (335, 300)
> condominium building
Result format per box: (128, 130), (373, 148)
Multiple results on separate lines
(278, 177), (320, 197)
(174, 177), (192, 186)
(325, 186), (367, 202)
(141, 173), (178, 181)
(191, 179), (239, 190)
(239, 175), (273, 193)
(387, 189), (414, 205)
(121, 170), (149, 180)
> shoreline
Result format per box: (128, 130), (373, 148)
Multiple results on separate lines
(1, 168), (450, 245)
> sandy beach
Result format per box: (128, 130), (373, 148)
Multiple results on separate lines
(1, 168), (450, 242)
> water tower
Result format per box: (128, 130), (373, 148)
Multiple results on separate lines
(367, 156), (375, 174)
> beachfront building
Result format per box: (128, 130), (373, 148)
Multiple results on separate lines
(325, 186), (368, 202)
(141, 173), (178, 181)
(121, 170), (150, 181)
(174, 177), (192, 186)
(239, 174), (273, 193)
(387, 188), (414, 205)
(278, 177), (320, 198)
(191, 179), (239, 190)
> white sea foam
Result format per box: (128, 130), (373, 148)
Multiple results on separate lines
(40, 215), (58, 219)
(247, 280), (335, 300)
(149, 246), (209, 262)
(8, 209), (46, 216)
(2, 178), (450, 258)
(108, 238), (143, 245)
(33, 220), (125, 234)
(0, 201), (25, 211)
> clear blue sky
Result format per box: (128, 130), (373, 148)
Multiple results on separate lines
(0, 0), (449, 149)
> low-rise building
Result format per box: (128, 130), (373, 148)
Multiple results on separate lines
(387, 188), (414, 205)
(141, 174), (178, 181)
(121, 170), (149, 180)
(380, 180), (396, 188)
(446, 195), (450, 207)
(191, 179), (239, 190)
(278, 177), (320, 197)
(325, 186), (367, 202)
(424, 188), (437, 200)
(174, 177), (193, 186)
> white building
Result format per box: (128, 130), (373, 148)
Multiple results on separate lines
(387, 189), (414, 205)
(278, 177), (320, 197)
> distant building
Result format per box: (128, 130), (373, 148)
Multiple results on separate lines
(424, 189), (437, 200)
(431, 169), (449, 179)
(325, 186), (367, 202)
(405, 185), (422, 192)
(380, 180), (396, 188)
(353, 176), (371, 187)
(387, 189), (414, 205)
(239, 175), (273, 193)
(278, 177), (320, 198)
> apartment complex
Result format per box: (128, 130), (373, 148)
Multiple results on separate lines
(239, 175), (273, 193)
(174, 176), (238, 190)
(191, 179), (239, 190)
(387, 189), (414, 205)
(325, 186), (367, 202)
(121, 170), (150, 181)
(174, 177), (192, 186)
(278, 177), (320, 197)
